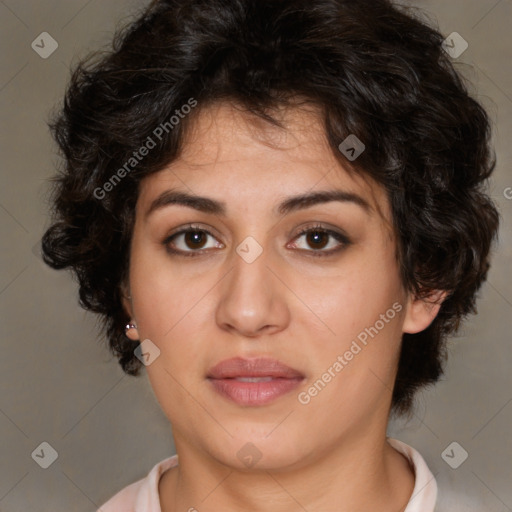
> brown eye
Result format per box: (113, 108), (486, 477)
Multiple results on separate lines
(163, 223), (350, 259)
(290, 225), (351, 257)
(163, 225), (223, 257)
(305, 230), (330, 250)
(183, 230), (208, 249)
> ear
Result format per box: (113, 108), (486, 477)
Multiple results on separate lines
(402, 289), (448, 334)
(120, 281), (139, 341)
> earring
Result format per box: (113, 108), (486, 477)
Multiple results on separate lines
(125, 322), (137, 334)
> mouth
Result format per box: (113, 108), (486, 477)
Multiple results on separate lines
(207, 357), (305, 406)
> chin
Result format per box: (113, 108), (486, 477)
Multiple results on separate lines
(209, 433), (307, 471)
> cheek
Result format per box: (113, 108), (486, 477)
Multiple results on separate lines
(129, 238), (185, 337)
(131, 260), (212, 369)
(293, 251), (403, 348)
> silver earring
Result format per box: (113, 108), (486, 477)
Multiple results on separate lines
(125, 322), (137, 333)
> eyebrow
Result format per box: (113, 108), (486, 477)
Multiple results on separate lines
(144, 188), (373, 220)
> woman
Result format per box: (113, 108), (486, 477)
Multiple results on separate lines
(41, 0), (500, 510)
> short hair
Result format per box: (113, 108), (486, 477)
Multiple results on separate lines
(41, 0), (500, 414)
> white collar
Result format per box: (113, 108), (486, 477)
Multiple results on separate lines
(387, 437), (438, 511)
(99, 438), (437, 511)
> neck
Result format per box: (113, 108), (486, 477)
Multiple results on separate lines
(159, 428), (414, 512)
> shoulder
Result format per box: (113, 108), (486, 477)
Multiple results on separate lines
(387, 437), (438, 512)
(98, 478), (144, 511)
(97, 455), (179, 512)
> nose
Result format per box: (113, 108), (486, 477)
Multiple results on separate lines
(215, 244), (291, 338)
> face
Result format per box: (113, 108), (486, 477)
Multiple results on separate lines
(123, 102), (440, 470)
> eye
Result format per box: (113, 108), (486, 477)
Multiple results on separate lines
(163, 224), (223, 257)
(288, 224), (351, 257)
(163, 223), (351, 258)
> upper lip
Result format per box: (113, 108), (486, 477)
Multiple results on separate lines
(207, 357), (304, 379)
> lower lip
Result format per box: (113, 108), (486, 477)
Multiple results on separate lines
(208, 377), (304, 406)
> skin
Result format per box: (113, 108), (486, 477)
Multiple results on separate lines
(122, 101), (445, 512)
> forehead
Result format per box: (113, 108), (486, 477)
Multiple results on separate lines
(138, 101), (392, 230)
(178, 101), (350, 172)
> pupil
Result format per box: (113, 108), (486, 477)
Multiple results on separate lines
(308, 231), (328, 249)
(186, 231), (205, 248)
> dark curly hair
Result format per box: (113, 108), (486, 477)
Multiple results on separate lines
(41, 0), (500, 414)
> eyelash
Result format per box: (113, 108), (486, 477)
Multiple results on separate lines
(163, 223), (351, 259)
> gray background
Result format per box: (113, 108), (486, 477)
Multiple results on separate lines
(0, 1), (511, 510)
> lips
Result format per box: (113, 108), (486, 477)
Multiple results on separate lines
(207, 357), (304, 379)
(207, 357), (305, 406)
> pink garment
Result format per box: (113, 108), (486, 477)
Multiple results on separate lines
(97, 437), (437, 512)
